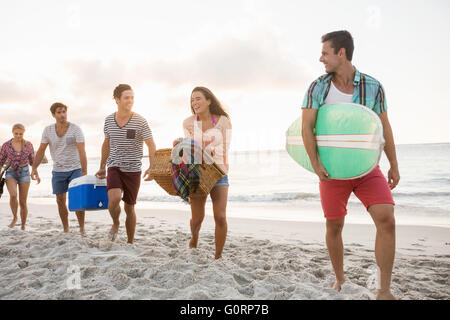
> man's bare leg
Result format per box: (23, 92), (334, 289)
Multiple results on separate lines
(326, 217), (346, 291)
(75, 210), (85, 235)
(56, 193), (70, 233)
(368, 204), (397, 300)
(107, 188), (122, 241)
(124, 203), (136, 244)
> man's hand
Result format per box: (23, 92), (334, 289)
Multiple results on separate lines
(95, 168), (106, 179)
(31, 168), (41, 184)
(387, 165), (400, 190)
(313, 162), (331, 181)
(143, 167), (153, 181)
(81, 169), (87, 177)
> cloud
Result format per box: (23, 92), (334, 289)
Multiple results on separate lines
(138, 31), (312, 91)
(0, 80), (39, 104)
(63, 29), (312, 94)
(0, 28), (311, 143)
(64, 59), (129, 99)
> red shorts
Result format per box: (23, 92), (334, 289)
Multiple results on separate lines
(319, 166), (395, 220)
(106, 167), (141, 205)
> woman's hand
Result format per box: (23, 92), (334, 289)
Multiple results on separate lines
(173, 138), (183, 147)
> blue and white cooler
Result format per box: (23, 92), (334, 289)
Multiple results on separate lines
(68, 175), (109, 211)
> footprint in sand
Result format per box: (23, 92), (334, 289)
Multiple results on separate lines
(111, 273), (130, 290)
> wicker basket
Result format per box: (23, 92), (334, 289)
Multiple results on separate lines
(149, 148), (225, 198)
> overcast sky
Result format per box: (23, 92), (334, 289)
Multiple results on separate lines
(1, 0), (449, 156)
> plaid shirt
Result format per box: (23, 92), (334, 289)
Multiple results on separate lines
(0, 140), (34, 175)
(171, 138), (201, 203)
(301, 66), (388, 114)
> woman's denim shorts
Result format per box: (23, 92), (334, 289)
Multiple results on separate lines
(214, 175), (229, 187)
(5, 165), (31, 184)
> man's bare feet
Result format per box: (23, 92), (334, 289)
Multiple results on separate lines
(21, 224), (26, 231)
(80, 228), (86, 237)
(189, 237), (198, 248)
(8, 216), (18, 228)
(109, 223), (119, 241)
(376, 289), (397, 300)
(332, 278), (346, 292)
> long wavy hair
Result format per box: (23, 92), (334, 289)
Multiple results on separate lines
(191, 87), (229, 118)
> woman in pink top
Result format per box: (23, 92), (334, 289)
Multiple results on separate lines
(180, 87), (232, 259)
(0, 124), (35, 230)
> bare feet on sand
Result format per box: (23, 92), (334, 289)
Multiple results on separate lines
(189, 238), (197, 248)
(109, 223), (119, 241)
(377, 290), (398, 300)
(8, 216), (18, 228)
(189, 232), (199, 248)
(332, 278), (346, 292)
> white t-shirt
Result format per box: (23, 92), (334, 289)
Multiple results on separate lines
(41, 123), (85, 172)
(324, 81), (353, 104)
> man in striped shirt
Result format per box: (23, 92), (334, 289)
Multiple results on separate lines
(95, 84), (156, 244)
(301, 31), (400, 300)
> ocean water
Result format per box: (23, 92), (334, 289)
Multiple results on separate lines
(14, 143), (450, 227)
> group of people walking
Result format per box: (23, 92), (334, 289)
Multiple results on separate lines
(1, 30), (400, 299)
(0, 84), (232, 260)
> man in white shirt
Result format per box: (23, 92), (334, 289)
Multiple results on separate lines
(31, 103), (88, 235)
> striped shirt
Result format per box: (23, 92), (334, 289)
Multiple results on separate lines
(41, 123), (85, 172)
(301, 66), (388, 114)
(104, 112), (153, 172)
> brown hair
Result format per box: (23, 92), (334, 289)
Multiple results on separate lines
(321, 30), (354, 61)
(113, 84), (133, 99)
(191, 87), (229, 118)
(50, 102), (68, 114)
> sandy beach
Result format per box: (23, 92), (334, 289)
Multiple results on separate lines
(0, 201), (448, 300)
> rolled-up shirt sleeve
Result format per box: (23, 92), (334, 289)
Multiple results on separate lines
(27, 142), (35, 166)
(0, 143), (7, 167)
(301, 80), (321, 110)
(373, 84), (388, 114)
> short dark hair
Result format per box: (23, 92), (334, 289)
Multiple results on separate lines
(113, 84), (132, 99)
(321, 30), (354, 61)
(50, 102), (68, 114)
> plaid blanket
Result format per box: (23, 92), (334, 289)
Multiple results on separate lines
(0, 163), (11, 198)
(171, 138), (202, 203)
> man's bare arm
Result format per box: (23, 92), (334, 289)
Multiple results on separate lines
(143, 138), (156, 181)
(301, 108), (331, 181)
(95, 138), (110, 179)
(76, 142), (88, 176)
(378, 111), (400, 189)
(32, 143), (48, 171)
